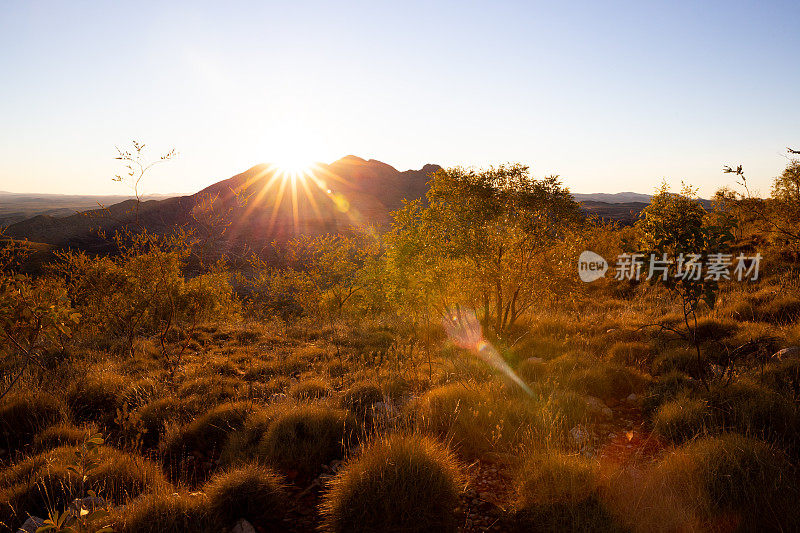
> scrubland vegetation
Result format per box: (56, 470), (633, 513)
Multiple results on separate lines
(2, 156), (800, 532)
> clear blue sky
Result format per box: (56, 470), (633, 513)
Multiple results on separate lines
(1, 0), (798, 196)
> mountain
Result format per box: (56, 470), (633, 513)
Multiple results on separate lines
(4, 157), (441, 251)
(0, 192), (175, 228)
(571, 192), (652, 203)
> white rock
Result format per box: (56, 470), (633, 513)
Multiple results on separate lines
(626, 393), (638, 402)
(231, 518), (256, 533)
(17, 517), (45, 533)
(570, 425), (589, 447)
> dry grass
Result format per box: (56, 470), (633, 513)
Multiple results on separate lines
(320, 434), (463, 533)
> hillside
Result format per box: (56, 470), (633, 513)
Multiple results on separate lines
(0, 192), (175, 228)
(5, 157), (441, 251)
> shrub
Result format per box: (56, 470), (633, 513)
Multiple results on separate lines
(693, 318), (738, 343)
(204, 463), (287, 529)
(288, 379), (331, 400)
(161, 401), (255, 483)
(66, 371), (126, 423)
(756, 295), (800, 323)
(643, 370), (697, 413)
(651, 434), (799, 531)
(258, 404), (356, 478)
(412, 384), (494, 457)
(703, 382), (800, 446)
(133, 396), (194, 448)
(566, 363), (647, 400)
(653, 395), (710, 443)
(0, 446), (169, 529)
(412, 383), (550, 457)
(320, 434), (463, 533)
(0, 394), (66, 451)
(31, 422), (96, 452)
(511, 452), (620, 532)
(608, 341), (652, 366)
(652, 348), (702, 376)
(761, 357), (800, 399)
(516, 357), (548, 383)
(219, 407), (280, 466)
(176, 375), (239, 404)
(341, 381), (384, 417)
(114, 491), (210, 533)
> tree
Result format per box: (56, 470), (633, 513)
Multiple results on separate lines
(636, 182), (733, 386)
(386, 164), (583, 335)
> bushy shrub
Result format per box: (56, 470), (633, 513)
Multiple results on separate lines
(608, 341), (652, 366)
(652, 348), (702, 376)
(31, 422), (96, 452)
(643, 370), (697, 413)
(566, 363), (647, 400)
(0, 445), (169, 529)
(258, 404), (356, 478)
(66, 371), (126, 423)
(703, 382), (800, 446)
(652, 434), (799, 531)
(161, 401), (255, 483)
(756, 295), (800, 323)
(693, 318), (738, 343)
(114, 491), (210, 533)
(288, 378), (331, 400)
(320, 434), (463, 533)
(412, 383), (552, 457)
(204, 463), (287, 529)
(511, 451), (620, 532)
(219, 406), (280, 466)
(0, 393), (66, 451)
(132, 396), (194, 448)
(341, 381), (384, 417)
(653, 395), (710, 443)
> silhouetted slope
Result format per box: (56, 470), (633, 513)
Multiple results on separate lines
(5, 157), (441, 250)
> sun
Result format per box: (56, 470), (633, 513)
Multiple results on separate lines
(271, 152), (316, 177)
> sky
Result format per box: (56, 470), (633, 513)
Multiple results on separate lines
(1, 0), (798, 197)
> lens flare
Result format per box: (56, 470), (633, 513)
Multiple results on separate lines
(442, 307), (534, 397)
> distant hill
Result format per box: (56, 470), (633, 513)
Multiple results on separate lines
(5, 157), (441, 252)
(571, 192), (653, 204)
(0, 192), (176, 228)
(572, 192), (713, 224)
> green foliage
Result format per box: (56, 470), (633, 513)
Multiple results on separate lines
(385, 164), (583, 334)
(53, 231), (238, 355)
(320, 434), (463, 533)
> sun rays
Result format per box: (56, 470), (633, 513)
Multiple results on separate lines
(223, 157), (373, 244)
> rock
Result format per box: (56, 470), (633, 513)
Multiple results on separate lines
(269, 392), (288, 403)
(524, 356), (544, 364)
(17, 517), (45, 533)
(231, 519), (256, 533)
(69, 496), (107, 514)
(585, 396), (613, 419)
(570, 425), (589, 447)
(774, 347), (800, 360)
(626, 393), (638, 402)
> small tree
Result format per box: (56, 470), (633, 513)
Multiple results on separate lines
(637, 183), (733, 386)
